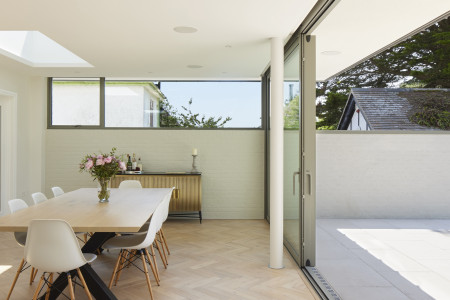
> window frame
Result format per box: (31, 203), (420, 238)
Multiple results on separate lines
(48, 78), (264, 130)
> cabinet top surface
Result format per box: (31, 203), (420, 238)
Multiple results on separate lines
(116, 172), (201, 176)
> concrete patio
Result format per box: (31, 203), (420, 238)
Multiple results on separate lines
(317, 218), (450, 300)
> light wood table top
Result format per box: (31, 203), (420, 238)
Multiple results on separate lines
(0, 188), (173, 233)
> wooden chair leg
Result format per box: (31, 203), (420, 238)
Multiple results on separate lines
(32, 273), (45, 300)
(44, 273), (53, 300)
(30, 267), (35, 285)
(109, 249), (123, 288)
(145, 248), (159, 285)
(77, 268), (93, 300)
(140, 250), (154, 300)
(6, 258), (25, 300)
(160, 228), (170, 255)
(32, 268), (39, 283)
(154, 240), (167, 268)
(67, 273), (75, 300)
(114, 250), (130, 286)
(150, 245), (160, 281)
(158, 231), (168, 265)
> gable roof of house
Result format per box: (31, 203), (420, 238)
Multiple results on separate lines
(337, 88), (450, 130)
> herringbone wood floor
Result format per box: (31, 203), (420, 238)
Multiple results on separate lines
(0, 219), (318, 299)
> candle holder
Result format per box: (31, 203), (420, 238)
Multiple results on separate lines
(191, 154), (199, 173)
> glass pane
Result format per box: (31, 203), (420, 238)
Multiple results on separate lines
(52, 78), (100, 126)
(105, 81), (163, 128)
(283, 46), (301, 264)
(159, 81), (261, 128)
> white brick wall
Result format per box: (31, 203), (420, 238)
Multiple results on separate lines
(45, 129), (265, 219)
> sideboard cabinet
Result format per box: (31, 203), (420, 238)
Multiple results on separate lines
(111, 172), (202, 222)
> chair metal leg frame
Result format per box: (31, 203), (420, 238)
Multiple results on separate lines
(108, 249), (158, 298)
(6, 258), (36, 300)
(159, 228), (170, 255)
(32, 271), (93, 300)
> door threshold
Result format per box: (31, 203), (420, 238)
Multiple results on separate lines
(303, 266), (341, 300)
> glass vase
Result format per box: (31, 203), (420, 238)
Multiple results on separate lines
(97, 177), (111, 203)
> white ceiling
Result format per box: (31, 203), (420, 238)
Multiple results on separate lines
(0, 0), (448, 81)
(313, 0), (450, 81)
(0, 0), (317, 79)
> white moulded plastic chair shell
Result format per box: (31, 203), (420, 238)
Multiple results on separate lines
(154, 188), (174, 267)
(8, 199), (29, 246)
(51, 186), (65, 197)
(24, 219), (96, 300)
(118, 180), (142, 189)
(6, 199), (37, 300)
(31, 192), (48, 205)
(102, 191), (172, 299)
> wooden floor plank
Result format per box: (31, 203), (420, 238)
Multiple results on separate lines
(0, 219), (317, 299)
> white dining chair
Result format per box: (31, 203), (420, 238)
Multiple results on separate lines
(118, 180), (142, 189)
(51, 186), (65, 197)
(156, 189), (174, 267)
(24, 219), (97, 300)
(6, 199), (38, 300)
(31, 192), (48, 205)
(102, 191), (173, 299)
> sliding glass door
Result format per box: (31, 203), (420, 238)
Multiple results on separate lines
(283, 45), (302, 264)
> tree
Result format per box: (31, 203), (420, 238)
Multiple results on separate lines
(284, 94), (300, 128)
(160, 98), (232, 128)
(316, 92), (348, 129)
(316, 17), (450, 129)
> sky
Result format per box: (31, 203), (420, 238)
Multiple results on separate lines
(159, 81), (262, 128)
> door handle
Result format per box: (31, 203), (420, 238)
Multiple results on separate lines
(293, 171), (300, 195)
(306, 171), (312, 195)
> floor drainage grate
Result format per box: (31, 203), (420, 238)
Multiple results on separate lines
(305, 266), (341, 300)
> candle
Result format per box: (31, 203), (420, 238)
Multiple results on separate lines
(192, 148), (198, 155)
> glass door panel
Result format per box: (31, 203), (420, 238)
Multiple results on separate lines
(283, 45), (301, 264)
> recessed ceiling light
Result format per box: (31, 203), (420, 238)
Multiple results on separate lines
(225, 45), (232, 48)
(187, 65), (203, 69)
(321, 51), (341, 56)
(173, 26), (198, 33)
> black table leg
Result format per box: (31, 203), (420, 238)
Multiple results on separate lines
(39, 232), (117, 300)
(80, 263), (118, 300)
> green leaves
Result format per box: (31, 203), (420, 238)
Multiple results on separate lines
(160, 97), (232, 128)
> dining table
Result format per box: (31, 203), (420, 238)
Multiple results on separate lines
(0, 187), (173, 300)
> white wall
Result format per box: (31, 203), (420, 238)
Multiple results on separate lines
(45, 130), (265, 219)
(317, 132), (450, 218)
(0, 66), (46, 213)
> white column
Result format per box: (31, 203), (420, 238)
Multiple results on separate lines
(269, 37), (284, 269)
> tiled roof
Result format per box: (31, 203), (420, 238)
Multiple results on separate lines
(339, 88), (449, 130)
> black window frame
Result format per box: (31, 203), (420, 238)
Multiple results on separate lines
(48, 78), (265, 130)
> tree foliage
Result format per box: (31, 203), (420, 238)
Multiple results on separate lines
(284, 94), (300, 128)
(160, 98), (232, 128)
(316, 92), (348, 130)
(316, 17), (450, 129)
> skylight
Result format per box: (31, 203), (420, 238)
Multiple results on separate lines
(0, 31), (92, 67)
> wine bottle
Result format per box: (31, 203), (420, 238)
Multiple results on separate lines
(127, 155), (132, 171)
